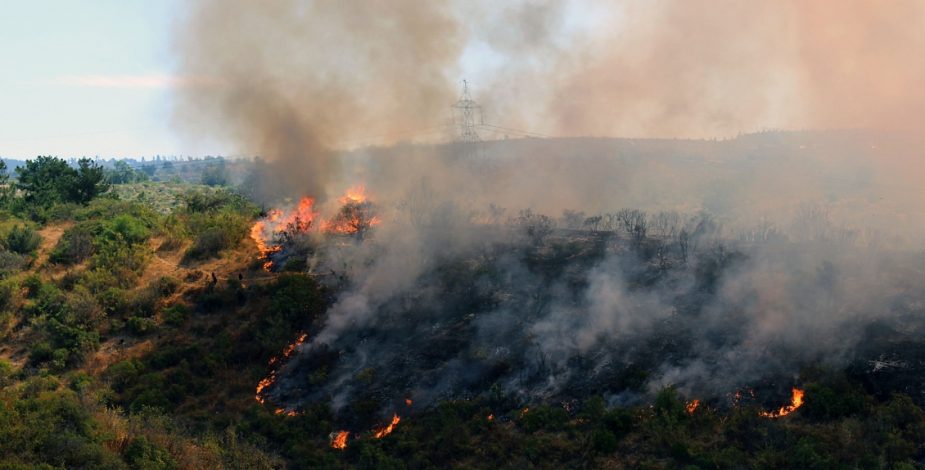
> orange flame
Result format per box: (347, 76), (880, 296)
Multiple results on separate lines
(255, 375), (274, 404)
(405, 398), (413, 407)
(255, 333), (308, 404)
(339, 185), (370, 204)
(250, 199), (316, 270)
(759, 388), (805, 418)
(373, 414), (401, 439)
(331, 431), (349, 449)
(686, 399), (700, 415)
(487, 414), (494, 421)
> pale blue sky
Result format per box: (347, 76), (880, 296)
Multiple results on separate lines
(0, 0), (181, 158)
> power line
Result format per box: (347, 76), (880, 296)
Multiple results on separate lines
(451, 79), (483, 143)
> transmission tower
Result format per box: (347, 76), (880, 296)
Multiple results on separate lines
(452, 79), (483, 143)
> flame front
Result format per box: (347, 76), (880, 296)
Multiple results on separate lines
(759, 387), (805, 418)
(331, 431), (349, 449)
(255, 375), (274, 404)
(373, 414), (401, 439)
(686, 399), (700, 415)
(255, 333), (308, 406)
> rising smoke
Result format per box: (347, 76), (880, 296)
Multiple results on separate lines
(172, 1), (925, 420)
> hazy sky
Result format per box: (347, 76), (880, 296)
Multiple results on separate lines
(0, 0), (182, 158)
(0, 1), (606, 159)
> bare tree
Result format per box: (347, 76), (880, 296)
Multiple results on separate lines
(582, 215), (603, 232)
(677, 228), (690, 264)
(650, 211), (681, 239)
(616, 208), (648, 242)
(510, 209), (554, 245)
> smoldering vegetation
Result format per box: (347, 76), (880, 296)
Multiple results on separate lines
(245, 132), (925, 427)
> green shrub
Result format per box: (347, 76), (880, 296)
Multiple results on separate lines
(50, 222), (99, 265)
(161, 304), (190, 327)
(130, 288), (160, 319)
(105, 214), (151, 244)
(97, 287), (129, 316)
(0, 251), (28, 276)
(124, 436), (178, 469)
(22, 274), (43, 298)
(0, 278), (15, 311)
(154, 276), (181, 297)
(127, 316), (158, 336)
(4, 224), (41, 255)
(0, 358), (13, 387)
(91, 239), (150, 284)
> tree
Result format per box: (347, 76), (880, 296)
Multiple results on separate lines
(68, 158), (109, 204)
(14, 156), (107, 206)
(106, 160), (147, 184)
(201, 160), (228, 187)
(0, 159), (11, 205)
(15, 156), (74, 206)
(616, 209), (648, 243)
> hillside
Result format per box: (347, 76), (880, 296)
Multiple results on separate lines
(1, 150), (925, 469)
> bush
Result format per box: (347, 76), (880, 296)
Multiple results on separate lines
(124, 436), (178, 469)
(154, 276), (181, 297)
(127, 316), (158, 336)
(4, 224), (41, 255)
(0, 251), (27, 277)
(0, 278), (14, 311)
(182, 210), (251, 262)
(105, 214), (151, 244)
(50, 222), (99, 265)
(162, 304), (190, 327)
(0, 358), (13, 387)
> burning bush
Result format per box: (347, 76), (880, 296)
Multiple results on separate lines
(321, 199), (379, 239)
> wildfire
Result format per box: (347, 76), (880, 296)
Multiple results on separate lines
(255, 375), (274, 404)
(405, 398), (413, 407)
(373, 414), (401, 439)
(255, 333), (308, 406)
(250, 186), (381, 270)
(250, 199), (316, 270)
(759, 387), (805, 418)
(269, 333), (308, 366)
(275, 408), (298, 417)
(487, 414), (494, 421)
(331, 431), (349, 449)
(340, 185), (370, 204)
(686, 399), (700, 415)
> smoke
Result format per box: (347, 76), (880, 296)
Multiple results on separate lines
(172, 0), (464, 201)
(171, 1), (925, 417)
(174, 1), (925, 162)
